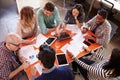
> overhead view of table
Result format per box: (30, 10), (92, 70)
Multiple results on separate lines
(18, 24), (101, 79)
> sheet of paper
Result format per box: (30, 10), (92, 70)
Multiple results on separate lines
(61, 43), (84, 57)
(34, 34), (47, 47)
(66, 24), (81, 34)
(60, 32), (88, 57)
(34, 63), (42, 75)
(60, 43), (70, 54)
(67, 44), (81, 57)
(71, 32), (84, 42)
(19, 45), (39, 64)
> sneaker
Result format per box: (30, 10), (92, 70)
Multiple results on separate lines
(73, 71), (78, 75)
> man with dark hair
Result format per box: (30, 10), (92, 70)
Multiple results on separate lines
(78, 9), (112, 80)
(35, 44), (74, 80)
(85, 9), (111, 46)
(37, 2), (63, 34)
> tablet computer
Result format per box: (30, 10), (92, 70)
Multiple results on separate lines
(88, 39), (95, 44)
(44, 37), (56, 46)
(56, 53), (69, 66)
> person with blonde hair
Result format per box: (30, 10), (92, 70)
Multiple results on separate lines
(0, 33), (29, 80)
(16, 6), (38, 44)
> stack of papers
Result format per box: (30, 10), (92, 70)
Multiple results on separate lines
(19, 45), (39, 64)
(34, 34), (47, 48)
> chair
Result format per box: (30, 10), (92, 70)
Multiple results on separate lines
(109, 20), (118, 39)
(100, 0), (118, 39)
(99, 0), (114, 19)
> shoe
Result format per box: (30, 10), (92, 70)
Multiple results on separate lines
(73, 71), (78, 75)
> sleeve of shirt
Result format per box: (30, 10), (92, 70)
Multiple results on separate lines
(33, 17), (39, 36)
(91, 47), (106, 60)
(37, 9), (47, 34)
(0, 60), (12, 80)
(86, 16), (96, 30)
(64, 10), (69, 24)
(73, 57), (107, 78)
(16, 21), (22, 37)
(54, 7), (62, 24)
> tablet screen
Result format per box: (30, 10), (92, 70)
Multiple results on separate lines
(88, 39), (95, 44)
(56, 54), (68, 66)
(45, 37), (56, 46)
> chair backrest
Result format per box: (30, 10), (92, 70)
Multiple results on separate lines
(108, 20), (118, 39)
(99, 0), (114, 19)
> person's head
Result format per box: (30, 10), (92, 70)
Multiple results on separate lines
(20, 6), (35, 27)
(43, 2), (55, 17)
(71, 4), (84, 17)
(103, 48), (120, 77)
(37, 44), (56, 69)
(5, 33), (22, 51)
(96, 9), (108, 24)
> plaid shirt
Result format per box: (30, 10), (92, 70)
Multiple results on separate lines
(0, 42), (22, 80)
(86, 16), (112, 46)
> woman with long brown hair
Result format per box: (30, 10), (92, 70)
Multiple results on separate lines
(16, 6), (38, 44)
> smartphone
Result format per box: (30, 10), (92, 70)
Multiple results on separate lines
(44, 37), (56, 46)
(88, 39), (95, 44)
(83, 41), (91, 46)
(56, 53), (68, 66)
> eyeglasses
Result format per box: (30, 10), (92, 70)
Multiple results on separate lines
(9, 42), (21, 47)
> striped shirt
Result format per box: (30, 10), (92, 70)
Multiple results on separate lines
(73, 51), (114, 80)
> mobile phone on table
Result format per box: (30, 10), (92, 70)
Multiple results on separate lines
(83, 41), (91, 46)
(44, 37), (56, 46)
(88, 39), (95, 44)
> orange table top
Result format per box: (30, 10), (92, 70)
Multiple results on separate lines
(21, 27), (101, 79)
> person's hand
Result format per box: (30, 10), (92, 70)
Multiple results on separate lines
(31, 37), (37, 44)
(55, 24), (64, 36)
(74, 16), (78, 20)
(21, 61), (30, 69)
(30, 66), (37, 76)
(82, 46), (90, 53)
(84, 35), (91, 39)
(66, 50), (74, 59)
(62, 24), (66, 32)
(17, 52), (27, 63)
(19, 56), (27, 63)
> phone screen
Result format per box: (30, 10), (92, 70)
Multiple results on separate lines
(88, 39), (95, 44)
(45, 37), (56, 45)
(83, 41), (91, 46)
(56, 54), (68, 66)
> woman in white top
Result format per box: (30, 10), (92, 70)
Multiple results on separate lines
(16, 6), (38, 44)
